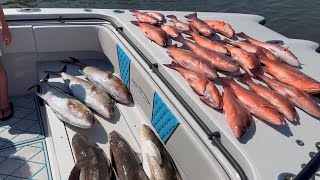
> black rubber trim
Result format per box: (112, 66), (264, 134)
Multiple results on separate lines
(7, 16), (248, 180)
(295, 151), (320, 180)
(258, 18), (266, 25)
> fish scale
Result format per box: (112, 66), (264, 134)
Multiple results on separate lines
(61, 58), (133, 105)
(38, 83), (95, 129)
(70, 133), (111, 180)
(61, 72), (115, 119)
(109, 131), (149, 180)
(140, 124), (182, 180)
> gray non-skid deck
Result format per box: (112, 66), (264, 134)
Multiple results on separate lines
(0, 95), (52, 180)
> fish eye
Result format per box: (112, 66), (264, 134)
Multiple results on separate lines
(86, 111), (91, 115)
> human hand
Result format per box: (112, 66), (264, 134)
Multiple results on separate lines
(2, 26), (11, 46)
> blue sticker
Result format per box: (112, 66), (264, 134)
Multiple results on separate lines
(116, 44), (130, 88)
(152, 92), (180, 143)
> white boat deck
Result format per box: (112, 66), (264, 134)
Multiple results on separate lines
(0, 8), (319, 180)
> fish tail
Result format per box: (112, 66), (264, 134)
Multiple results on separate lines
(44, 81), (74, 96)
(130, 21), (140, 26)
(171, 35), (185, 43)
(236, 32), (247, 39)
(182, 24), (196, 35)
(60, 57), (85, 68)
(68, 165), (81, 180)
(44, 65), (67, 76)
(41, 74), (50, 82)
(166, 15), (177, 19)
(184, 12), (197, 20)
(68, 57), (86, 65)
(236, 73), (253, 85)
(27, 84), (40, 92)
(200, 95), (222, 110)
(254, 48), (269, 62)
(219, 77), (233, 87)
(292, 108), (299, 122)
(35, 93), (45, 100)
(249, 66), (263, 77)
(220, 38), (232, 44)
(189, 24), (198, 33)
(237, 32), (255, 42)
(166, 44), (178, 50)
(27, 74), (50, 93)
(163, 61), (180, 70)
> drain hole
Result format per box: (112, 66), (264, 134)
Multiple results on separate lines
(113, 10), (125, 14)
(316, 142), (320, 150)
(309, 151), (316, 158)
(296, 139), (304, 146)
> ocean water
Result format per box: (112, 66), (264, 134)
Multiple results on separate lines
(2, 0), (320, 46)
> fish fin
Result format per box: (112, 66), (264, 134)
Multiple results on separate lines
(254, 48), (269, 60)
(185, 36), (193, 40)
(171, 35), (184, 42)
(61, 57), (85, 69)
(184, 12), (197, 20)
(27, 84), (40, 92)
(178, 60), (189, 68)
(40, 74), (50, 82)
(144, 140), (163, 166)
(134, 152), (143, 165)
(27, 74), (50, 92)
(219, 77), (232, 83)
(78, 69), (84, 75)
(220, 38), (233, 45)
(44, 82), (74, 97)
(167, 152), (183, 180)
(129, 9), (137, 13)
(130, 21), (140, 26)
(163, 61), (179, 70)
(167, 53), (174, 59)
(68, 57), (83, 65)
(110, 149), (118, 175)
(35, 93), (45, 100)
(44, 65), (67, 76)
(167, 44), (178, 50)
(236, 73), (252, 85)
(189, 24), (199, 33)
(236, 32), (247, 38)
(182, 29), (193, 36)
(283, 43), (294, 50)
(68, 165), (81, 180)
(260, 104), (278, 110)
(75, 157), (92, 168)
(166, 15), (177, 19)
(199, 96), (214, 107)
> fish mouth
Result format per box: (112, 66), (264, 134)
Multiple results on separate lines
(141, 124), (151, 139)
(108, 108), (114, 118)
(86, 117), (96, 128)
(109, 130), (121, 143)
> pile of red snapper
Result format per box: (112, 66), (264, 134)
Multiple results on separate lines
(130, 10), (320, 140)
